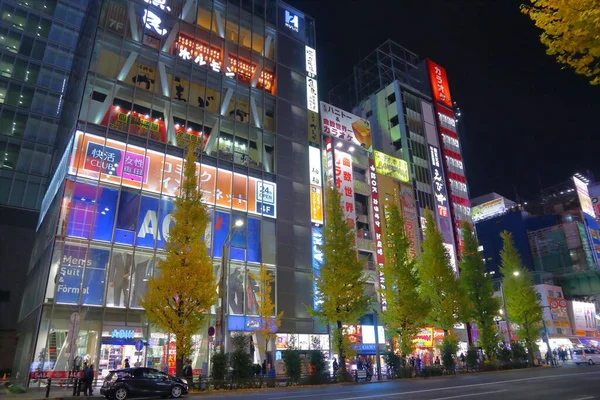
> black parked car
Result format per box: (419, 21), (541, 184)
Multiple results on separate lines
(101, 368), (189, 400)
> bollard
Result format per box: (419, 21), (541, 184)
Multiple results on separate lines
(45, 378), (51, 398)
(72, 378), (78, 396)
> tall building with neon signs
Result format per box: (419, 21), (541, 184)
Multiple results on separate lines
(13, 0), (327, 385)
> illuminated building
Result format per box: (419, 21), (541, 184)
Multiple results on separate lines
(14, 0), (324, 386)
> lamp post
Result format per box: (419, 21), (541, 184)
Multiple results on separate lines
(216, 219), (244, 354)
(498, 270), (520, 346)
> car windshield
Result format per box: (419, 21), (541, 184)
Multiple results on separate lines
(585, 349), (598, 354)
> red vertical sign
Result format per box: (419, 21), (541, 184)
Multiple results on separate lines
(369, 158), (386, 312)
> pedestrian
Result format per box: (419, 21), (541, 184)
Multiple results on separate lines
(332, 358), (339, 378)
(416, 355), (422, 372)
(183, 360), (193, 380)
(262, 359), (267, 375)
(535, 350), (542, 366)
(459, 352), (465, 367)
(434, 356), (441, 366)
(545, 351), (551, 365)
(124, 358), (130, 368)
(409, 356), (415, 368)
(88, 365), (95, 396)
(82, 363), (94, 396)
(81, 362), (89, 395)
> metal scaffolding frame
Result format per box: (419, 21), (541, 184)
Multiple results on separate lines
(328, 39), (424, 111)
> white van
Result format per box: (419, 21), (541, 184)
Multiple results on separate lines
(573, 348), (600, 365)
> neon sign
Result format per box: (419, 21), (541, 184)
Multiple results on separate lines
(111, 329), (136, 339)
(369, 158), (386, 312)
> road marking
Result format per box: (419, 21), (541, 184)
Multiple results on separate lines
(571, 397), (595, 400)
(268, 370), (600, 400)
(430, 390), (509, 400)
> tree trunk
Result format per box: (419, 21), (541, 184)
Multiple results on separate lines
(336, 321), (346, 374)
(176, 356), (184, 377)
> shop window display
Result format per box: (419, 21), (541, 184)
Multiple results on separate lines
(107, 249), (132, 308)
(129, 252), (155, 309)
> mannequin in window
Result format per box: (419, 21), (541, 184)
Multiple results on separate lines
(111, 252), (132, 306)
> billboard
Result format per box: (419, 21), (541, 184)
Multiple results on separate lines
(428, 145), (454, 246)
(368, 158), (386, 311)
(426, 59), (453, 108)
(569, 301), (597, 335)
(373, 151), (409, 182)
(335, 150), (356, 229)
(69, 131), (276, 218)
(400, 185), (420, 259)
(471, 198), (507, 223)
(574, 176), (595, 218)
(320, 102), (372, 151)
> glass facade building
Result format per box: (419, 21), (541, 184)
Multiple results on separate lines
(14, 0), (321, 385)
(0, 0), (94, 372)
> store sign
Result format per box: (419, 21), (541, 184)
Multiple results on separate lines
(400, 185), (419, 259)
(574, 176), (595, 218)
(368, 158), (386, 311)
(69, 131), (277, 218)
(320, 102), (372, 151)
(373, 151), (409, 182)
(325, 138), (334, 187)
(174, 125), (209, 156)
(305, 46), (317, 78)
(55, 244), (110, 306)
(309, 146), (322, 187)
(310, 186), (323, 225)
(102, 106), (167, 143)
(471, 198), (506, 223)
(111, 329), (136, 339)
(306, 76), (318, 113)
(311, 226), (324, 309)
(307, 110), (320, 145)
(413, 328), (434, 347)
(175, 34), (273, 90)
(335, 151), (356, 229)
(426, 59), (452, 108)
(428, 145), (454, 246)
(284, 10), (299, 32)
(570, 301), (597, 332)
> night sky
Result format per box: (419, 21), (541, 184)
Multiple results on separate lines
(287, 0), (600, 201)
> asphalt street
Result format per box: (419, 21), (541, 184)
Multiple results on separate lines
(188, 364), (600, 400)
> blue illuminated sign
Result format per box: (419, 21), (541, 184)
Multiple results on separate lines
(111, 329), (136, 339)
(284, 10), (299, 32)
(311, 226), (323, 309)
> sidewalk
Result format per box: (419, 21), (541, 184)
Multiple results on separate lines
(1, 388), (104, 400)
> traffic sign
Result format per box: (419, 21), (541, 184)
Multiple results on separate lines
(208, 326), (215, 337)
(135, 339), (144, 351)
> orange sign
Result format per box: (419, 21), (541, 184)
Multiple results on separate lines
(426, 58), (453, 108)
(310, 185), (323, 224)
(69, 131), (276, 217)
(101, 106), (167, 143)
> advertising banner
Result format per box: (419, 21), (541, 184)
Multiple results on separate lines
(101, 106), (167, 143)
(569, 301), (597, 334)
(428, 145), (455, 249)
(69, 131), (276, 218)
(307, 110), (320, 146)
(426, 59), (453, 108)
(400, 185), (420, 259)
(311, 226), (324, 309)
(334, 151), (356, 229)
(368, 158), (386, 311)
(310, 186), (323, 225)
(573, 176), (595, 218)
(320, 102), (372, 151)
(309, 145), (322, 187)
(55, 244), (110, 306)
(306, 76), (318, 113)
(471, 198), (506, 223)
(373, 151), (409, 182)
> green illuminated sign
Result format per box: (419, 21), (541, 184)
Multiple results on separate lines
(374, 151), (409, 182)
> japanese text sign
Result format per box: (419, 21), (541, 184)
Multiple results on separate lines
(426, 58), (453, 108)
(305, 45), (317, 78)
(428, 144), (454, 245)
(320, 101), (372, 151)
(369, 158), (386, 311)
(335, 150), (356, 229)
(306, 76), (318, 113)
(69, 131), (276, 218)
(374, 151), (409, 182)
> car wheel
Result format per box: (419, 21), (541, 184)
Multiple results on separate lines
(170, 385), (183, 398)
(114, 387), (128, 400)
(589, 359), (594, 365)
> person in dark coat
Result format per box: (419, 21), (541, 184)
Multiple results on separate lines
(82, 363), (94, 396)
(261, 360), (267, 375)
(124, 359), (130, 368)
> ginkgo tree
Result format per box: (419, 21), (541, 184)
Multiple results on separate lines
(140, 145), (217, 376)
(249, 263), (283, 363)
(521, 0), (600, 85)
(312, 186), (370, 375)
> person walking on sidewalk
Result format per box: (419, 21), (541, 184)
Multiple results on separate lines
(82, 363), (94, 396)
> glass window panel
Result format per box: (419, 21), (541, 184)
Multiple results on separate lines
(106, 248), (133, 307)
(228, 264), (244, 315)
(130, 252), (154, 308)
(114, 189), (142, 246)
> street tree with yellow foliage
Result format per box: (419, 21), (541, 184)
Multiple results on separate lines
(521, 0), (600, 84)
(140, 145), (217, 376)
(249, 263), (283, 361)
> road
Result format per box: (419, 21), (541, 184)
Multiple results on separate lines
(189, 364), (600, 400)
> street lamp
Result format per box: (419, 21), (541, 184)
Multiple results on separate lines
(216, 218), (244, 354)
(513, 271), (520, 277)
(540, 306), (555, 366)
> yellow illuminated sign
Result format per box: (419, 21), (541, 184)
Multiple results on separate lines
(374, 151), (409, 182)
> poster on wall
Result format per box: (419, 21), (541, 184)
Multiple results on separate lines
(55, 244), (110, 306)
(569, 301), (597, 334)
(320, 102), (372, 151)
(69, 131), (277, 218)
